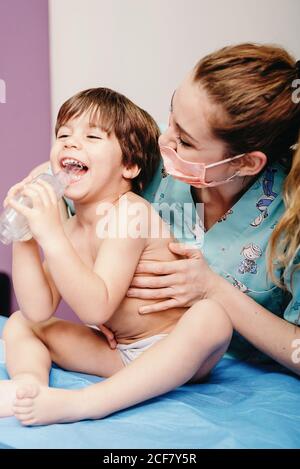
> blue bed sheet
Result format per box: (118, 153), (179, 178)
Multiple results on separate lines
(0, 316), (299, 449)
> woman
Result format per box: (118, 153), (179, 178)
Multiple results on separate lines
(7, 44), (300, 412)
(123, 43), (300, 372)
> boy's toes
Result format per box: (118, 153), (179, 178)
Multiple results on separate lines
(13, 398), (34, 408)
(12, 405), (33, 415)
(16, 384), (39, 400)
(13, 406), (34, 423)
(18, 415), (35, 426)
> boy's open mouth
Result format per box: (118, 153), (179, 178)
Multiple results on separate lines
(60, 157), (89, 183)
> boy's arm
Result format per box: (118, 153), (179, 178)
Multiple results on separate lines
(12, 239), (61, 321)
(42, 211), (147, 325)
(8, 180), (147, 325)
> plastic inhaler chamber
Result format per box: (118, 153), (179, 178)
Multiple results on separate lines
(0, 169), (75, 245)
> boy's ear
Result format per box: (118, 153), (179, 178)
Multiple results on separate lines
(122, 164), (141, 180)
(238, 151), (267, 176)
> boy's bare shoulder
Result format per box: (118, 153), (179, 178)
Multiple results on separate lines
(116, 191), (172, 241)
(122, 191), (151, 206)
(117, 191), (162, 222)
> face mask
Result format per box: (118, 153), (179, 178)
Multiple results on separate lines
(160, 146), (245, 188)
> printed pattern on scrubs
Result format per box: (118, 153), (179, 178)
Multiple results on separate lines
(143, 160), (294, 360)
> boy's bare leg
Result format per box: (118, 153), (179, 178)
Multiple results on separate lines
(12, 300), (232, 426)
(0, 311), (123, 418)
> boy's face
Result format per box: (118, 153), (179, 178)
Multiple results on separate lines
(50, 112), (126, 202)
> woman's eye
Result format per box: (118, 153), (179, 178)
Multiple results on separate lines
(177, 136), (191, 147)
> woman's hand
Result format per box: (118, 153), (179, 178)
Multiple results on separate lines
(127, 242), (219, 314)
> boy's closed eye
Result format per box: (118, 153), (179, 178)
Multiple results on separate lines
(87, 135), (102, 139)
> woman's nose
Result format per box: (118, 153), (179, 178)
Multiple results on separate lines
(158, 127), (177, 150)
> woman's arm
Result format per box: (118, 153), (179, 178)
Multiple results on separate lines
(208, 274), (300, 374)
(128, 242), (300, 374)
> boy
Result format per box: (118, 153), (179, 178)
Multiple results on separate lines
(0, 88), (231, 425)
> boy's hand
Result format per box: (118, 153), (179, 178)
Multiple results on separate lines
(7, 179), (64, 248)
(98, 325), (117, 349)
(3, 175), (34, 208)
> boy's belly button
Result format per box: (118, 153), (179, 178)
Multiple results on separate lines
(106, 304), (186, 345)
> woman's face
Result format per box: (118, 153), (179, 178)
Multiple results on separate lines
(159, 73), (238, 183)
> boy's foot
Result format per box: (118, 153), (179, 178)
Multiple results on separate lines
(12, 384), (86, 426)
(0, 380), (18, 417)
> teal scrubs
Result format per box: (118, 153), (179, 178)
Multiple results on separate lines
(142, 160), (300, 360)
(61, 160), (299, 360)
(283, 248), (300, 326)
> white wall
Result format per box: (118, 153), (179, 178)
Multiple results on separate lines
(49, 0), (300, 129)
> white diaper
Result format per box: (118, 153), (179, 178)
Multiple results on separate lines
(116, 334), (168, 366)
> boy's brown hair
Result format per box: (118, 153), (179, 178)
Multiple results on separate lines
(55, 88), (161, 193)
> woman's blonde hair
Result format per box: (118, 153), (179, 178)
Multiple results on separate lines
(193, 43), (300, 166)
(193, 43), (300, 287)
(268, 138), (300, 288)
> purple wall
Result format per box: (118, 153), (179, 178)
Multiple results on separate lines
(0, 0), (78, 322)
(0, 0), (51, 311)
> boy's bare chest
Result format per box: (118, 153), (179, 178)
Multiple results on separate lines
(67, 229), (101, 268)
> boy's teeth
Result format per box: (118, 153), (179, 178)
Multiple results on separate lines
(62, 158), (87, 169)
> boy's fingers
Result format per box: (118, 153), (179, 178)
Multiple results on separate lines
(22, 187), (44, 209)
(5, 177), (33, 202)
(98, 325), (117, 349)
(7, 198), (32, 218)
(7, 184), (23, 199)
(3, 175), (35, 209)
(35, 180), (57, 204)
(24, 183), (50, 207)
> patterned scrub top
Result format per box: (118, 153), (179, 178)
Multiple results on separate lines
(142, 159), (300, 361)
